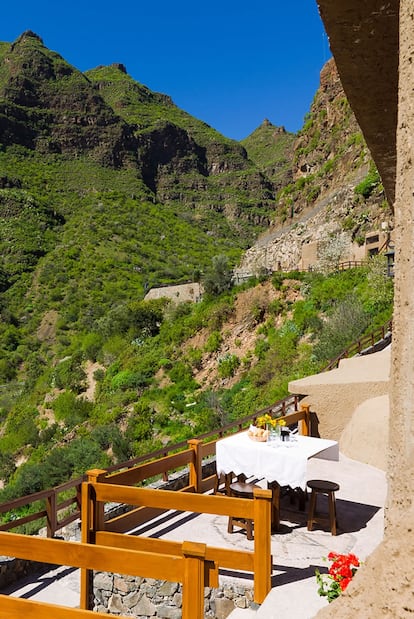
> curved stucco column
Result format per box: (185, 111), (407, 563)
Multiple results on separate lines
(315, 1), (414, 616)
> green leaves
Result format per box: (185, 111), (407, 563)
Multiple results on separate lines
(202, 254), (233, 297)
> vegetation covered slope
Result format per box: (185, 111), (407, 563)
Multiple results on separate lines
(0, 263), (393, 501)
(0, 32), (394, 502)
(241, 119), (295, 190)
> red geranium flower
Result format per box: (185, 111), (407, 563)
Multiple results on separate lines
(315, 552), (361, 603)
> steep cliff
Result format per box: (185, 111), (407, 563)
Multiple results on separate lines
(236, 58), (393, 274)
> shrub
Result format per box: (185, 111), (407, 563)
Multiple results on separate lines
(110, 370), (148, 391)
(100, 335), (127, 364)
(81, 332), (103, 361)
(254, 338), (270, 359)
(364, 254), (394, 314)
(293, 300), (322, 334)
(272, 272), (285, 290)
(218, 354), (240, 378)
(205, 330), (222, 353)
(313, 295), (369, 361)
(207, 300), (234, 331)
(317, 231), (350, 273)
(52, 390), (93, 426)
(354, 166), (381, 199)
(187, 347), (203, 370)
(203, 254), (233, 296)
(53, 352), (87, 394)
(168, 361), (196, 390)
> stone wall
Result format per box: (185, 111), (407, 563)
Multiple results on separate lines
(93, 573), (254, 619)
(144, 282), (202, 304)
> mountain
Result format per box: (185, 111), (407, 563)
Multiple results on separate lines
(0, 31), (279, 354)
(237, 58), (393, 273)
(240, 120), (295, 190)
(0, 34), (394, 500)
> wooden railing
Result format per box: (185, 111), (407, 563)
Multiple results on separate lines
(0, 394), (303, 537)
(80, 471), (272, 612)
(336, 260), (366, 271)
(323, 319), (392, 371)
(0, 438), (276, 616)
(0, 476), (82, 537)
(306, 260), (366, 273)
(0, 527), (264, 619)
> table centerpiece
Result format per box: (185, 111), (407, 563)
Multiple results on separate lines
(248, 413), (286, 441)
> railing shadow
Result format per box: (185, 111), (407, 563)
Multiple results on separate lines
(0, 565), (78, 597)
(271, 563), (328, 587)
(219, 562), (328, 586)
(130, 510), (200, 538)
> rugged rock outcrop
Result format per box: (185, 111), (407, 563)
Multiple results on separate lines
(235, 58), (393, 274)
(0, 31), (138, 168)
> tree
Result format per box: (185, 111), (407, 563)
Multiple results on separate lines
(317, 231), (350, 273)
(202, 255), (233, 296)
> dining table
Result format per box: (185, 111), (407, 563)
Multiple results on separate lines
(216, 431), (339, 530)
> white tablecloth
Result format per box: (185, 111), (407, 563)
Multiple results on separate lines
(216, 432), (339, 490)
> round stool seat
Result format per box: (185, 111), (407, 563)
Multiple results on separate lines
(307, 479), (340, 535)
(229, 481), (260, 497)
(307, 479), (340, 493)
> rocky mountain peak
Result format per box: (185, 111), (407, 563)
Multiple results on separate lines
(236, 57), (393, 275)
(110, 62), (127, 74)
(12, 30), (44, 45)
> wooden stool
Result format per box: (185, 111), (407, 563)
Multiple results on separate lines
(227, 481), (260, 540)
(307, 479), (340, 535)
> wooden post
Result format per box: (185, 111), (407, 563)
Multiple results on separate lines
(300, 404), (311, 436)
(182, 541), (206, 619)
(253, 488), (272, 604)
(80, 469), (107, 610)
(46, 490), (56, 538)
(187, 439), (202, 492)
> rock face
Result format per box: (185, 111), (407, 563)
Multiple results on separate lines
(236, 58), (393, 275)
(0, 31), (275, 232)
(84, 62), (276, 228)
(0, 31), (138, 168)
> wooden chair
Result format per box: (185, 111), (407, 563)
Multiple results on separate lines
(213, 472), (234, 495)
(213, 471), (247, 495)
(307, 479), (340, 535)
(227, 480), (261, 540)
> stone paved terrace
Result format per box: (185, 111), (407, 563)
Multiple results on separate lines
(2, 451), (386, 619)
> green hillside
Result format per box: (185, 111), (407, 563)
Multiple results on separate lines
(0, 32), (394, 504)
(241, 119), (295, 189)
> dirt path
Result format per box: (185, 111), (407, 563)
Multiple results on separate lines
(80, 361), (105, 401)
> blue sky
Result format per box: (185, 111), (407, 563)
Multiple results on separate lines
(1, 1), (330, 140)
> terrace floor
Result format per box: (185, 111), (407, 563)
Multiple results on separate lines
(3, 452), (386, 619)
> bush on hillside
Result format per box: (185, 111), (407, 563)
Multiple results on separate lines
(53, 352), (87, 394)
(313, 295), (369, 361)
(203, 254), (233, 296)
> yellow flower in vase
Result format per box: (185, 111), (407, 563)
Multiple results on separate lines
(256, 413), (273, 429)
